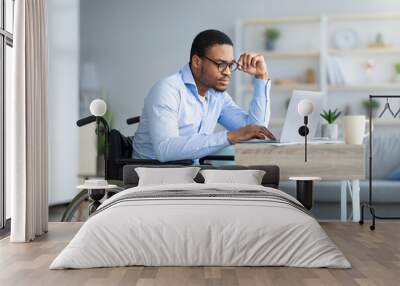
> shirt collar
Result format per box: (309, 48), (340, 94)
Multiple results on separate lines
(180, 63), (197, 87)
(179, 63), (216, 101)
(180, 63), (205, 101)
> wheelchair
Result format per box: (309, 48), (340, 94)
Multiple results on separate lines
(61, 115), (234, 221)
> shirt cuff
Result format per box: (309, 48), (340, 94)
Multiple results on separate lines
(253, 78), (271, 98)
(212, 130), (231, 147)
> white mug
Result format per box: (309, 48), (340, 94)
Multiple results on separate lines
(342, 115), (371, 145)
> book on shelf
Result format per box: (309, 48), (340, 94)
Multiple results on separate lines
(327, 56), (347, 85)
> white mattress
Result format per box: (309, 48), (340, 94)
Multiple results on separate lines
(50, 183), (350, 269)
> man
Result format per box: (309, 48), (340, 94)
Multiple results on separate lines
(132, 29), (275, 162)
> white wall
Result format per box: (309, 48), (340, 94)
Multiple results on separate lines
(80, 0), (400, 135)
(48, 0), (80, 205)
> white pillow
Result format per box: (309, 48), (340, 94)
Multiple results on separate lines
(135, 167), (201, 186)
(200, 169), (266, 185)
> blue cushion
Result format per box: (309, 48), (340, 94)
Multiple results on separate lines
(387, 167), (400, 180)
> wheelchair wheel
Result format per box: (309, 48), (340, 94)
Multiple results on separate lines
(61, 190), (90, 222)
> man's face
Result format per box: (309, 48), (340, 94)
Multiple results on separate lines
(194, 44), (234, 92)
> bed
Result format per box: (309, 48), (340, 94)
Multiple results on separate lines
(50, 165), (350, 269)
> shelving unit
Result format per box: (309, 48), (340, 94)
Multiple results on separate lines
(235, 12), (400, 123)
(262, 50), (320, 59)
(328, 47), (400, 56)
(273, 83), (319, 92)
(328, 84), (400, 92)
(235, 15), (326, 121)
(241, 83), (319, 93)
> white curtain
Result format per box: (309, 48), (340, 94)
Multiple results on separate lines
(9, 0), (48, 242)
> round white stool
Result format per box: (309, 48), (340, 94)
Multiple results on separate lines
(77, 184), (118, 215)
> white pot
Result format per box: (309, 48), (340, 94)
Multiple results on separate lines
(321, 123), (338, 140)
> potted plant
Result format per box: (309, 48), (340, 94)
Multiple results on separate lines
(362, 99), (380, 118)
(320, 109), (341, 139)
(394, 63), (400, 82)
(265, 28), (281, 51)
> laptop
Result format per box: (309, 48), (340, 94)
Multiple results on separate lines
(245, 90), (324, 143)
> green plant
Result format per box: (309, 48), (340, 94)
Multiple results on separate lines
(265, 28), (281, 41)
(395, 63), (400, 74)
(362, 99), (380, 112)
(320, 109), (342, 124)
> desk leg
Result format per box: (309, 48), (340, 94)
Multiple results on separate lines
(351, 180), (360, 222)
(341, 181), (347, 222)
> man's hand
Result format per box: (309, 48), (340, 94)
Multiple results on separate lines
(237, 53), (269, 80)
(227, 125), (276, 144)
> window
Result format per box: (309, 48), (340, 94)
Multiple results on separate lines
(1, 0), (14, 230)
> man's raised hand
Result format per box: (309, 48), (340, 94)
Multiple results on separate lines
(237, 53), (269, 80)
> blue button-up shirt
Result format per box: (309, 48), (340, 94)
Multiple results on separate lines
(132, 64), (271, 162)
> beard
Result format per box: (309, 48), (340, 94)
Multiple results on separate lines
(213, 86), (228, 92)
(200, 65), (230, 93)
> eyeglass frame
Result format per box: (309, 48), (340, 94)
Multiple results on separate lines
(202, 55), (239, 72)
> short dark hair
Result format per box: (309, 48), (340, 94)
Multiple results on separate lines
(190, 29), (233, 64)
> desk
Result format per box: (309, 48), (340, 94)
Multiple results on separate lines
(235, 143), (365, 222)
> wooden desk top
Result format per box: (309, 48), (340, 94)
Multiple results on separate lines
(235, 143), (365, 180)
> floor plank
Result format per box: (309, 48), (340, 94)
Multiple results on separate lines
(0, 222), (399, 286)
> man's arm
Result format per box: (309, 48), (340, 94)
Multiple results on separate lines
(219, 52), (271, 131)
(217, 78), (271, 131)
(146, 81), (230, 162)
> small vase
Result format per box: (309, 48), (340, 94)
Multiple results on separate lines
(266, 40), (276, 51)
(321, 123), (338, 140)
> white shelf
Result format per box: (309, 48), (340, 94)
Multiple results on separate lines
(273, 83), (319, 91)
(262, 50), (320, 59)
(240, 83), (319, 93)
(329, 47), (400, 56)
(329, 12), (400, 22)
(328, 84), (400, 92)
(242, 16), (321, 25)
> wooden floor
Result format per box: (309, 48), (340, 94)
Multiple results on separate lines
(0, 222), (399, 286)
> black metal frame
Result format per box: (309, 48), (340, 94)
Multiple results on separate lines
(76, 115), (111, 176)
(360, 95), (400, 230)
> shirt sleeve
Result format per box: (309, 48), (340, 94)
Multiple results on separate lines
(218, 78), (271, 131)
(146, 80), (230, 162)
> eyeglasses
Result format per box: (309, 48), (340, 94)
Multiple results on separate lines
(202, 56), (238, 72)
